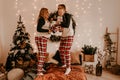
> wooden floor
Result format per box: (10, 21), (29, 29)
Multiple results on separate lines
(86, 70), (120, 80)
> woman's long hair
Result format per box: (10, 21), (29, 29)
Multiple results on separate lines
(37, 8), (48, 23)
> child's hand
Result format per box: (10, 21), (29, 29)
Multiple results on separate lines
(59, 27), (63, 32)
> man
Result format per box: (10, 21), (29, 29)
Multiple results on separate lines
(50, 4), (76, 75)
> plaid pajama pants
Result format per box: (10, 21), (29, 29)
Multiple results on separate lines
(59, 36), (74, 68)
(35, 36), (48, 74)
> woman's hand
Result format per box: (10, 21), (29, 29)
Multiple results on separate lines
(59, 27), (63, 32)
(48, 29), (52, 34)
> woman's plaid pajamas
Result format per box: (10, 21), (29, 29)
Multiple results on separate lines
(35, 36), (48, 74)
(59, 36), (74, 68)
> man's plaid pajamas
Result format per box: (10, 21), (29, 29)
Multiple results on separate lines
(35, 36), (48, 74)
(59, 36), (74, 68)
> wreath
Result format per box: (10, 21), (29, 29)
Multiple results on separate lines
(50, 35), (61, 42)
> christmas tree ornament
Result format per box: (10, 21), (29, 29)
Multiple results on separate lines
(5, 15), (37, 79)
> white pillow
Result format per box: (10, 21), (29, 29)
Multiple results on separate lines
(7, 68), (24, 80)
(47, 53), (58, 64)
(71, 51), (82, 64)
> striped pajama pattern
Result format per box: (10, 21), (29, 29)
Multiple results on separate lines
(35, 36), (48, 74)
(59, 36), (74, 68)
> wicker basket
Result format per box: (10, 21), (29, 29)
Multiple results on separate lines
(84, 54), (94, 62)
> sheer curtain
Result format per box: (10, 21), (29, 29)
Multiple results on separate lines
(0, 0), (3, 62)
(0, 37), (2, 63)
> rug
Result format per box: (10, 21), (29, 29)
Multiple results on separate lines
(35, 64), (87, 80)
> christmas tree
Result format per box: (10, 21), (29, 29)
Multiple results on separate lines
(5, 15), (37, 73)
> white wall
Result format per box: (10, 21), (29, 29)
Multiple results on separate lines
(101, 0), (120, 65)
(0, 0), (3, 63)
(0, 0), (120, 65)
(0, 0), (16, 63)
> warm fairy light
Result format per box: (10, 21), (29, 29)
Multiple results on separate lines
(56, 0), (67, 3)
(41, 0), (46, 6)
(98, 7), (101, 10)
(97, 0), (103, 49)
(15, 2), (18, 5)
(14, 0), (103, 50)
(76, 0), (79, 3)
(75, 12), (78, 15)
(76, 15), (79, 18)
(99, 22), (103, 26)
(100, 18), (103, 21)
(87, 6), (90, 9)
(74, 0), (80, 19)
(34, 32), (36, 36)
(34, 24), (37, 28)
(15, 0), (18, 16)
(83, 10), (86, 14)
(81, 7), (84, 10)
(75, 4), (79, 8)
(89, 3), (92, 6)
(97, 0), (103, 28)
(77, 34), (80, 37)
(77, 45), (80, 48)
(34, 0), (37, 2)
(98, 0), (102, 2)
(75, 42), (78, 45)
(32, 0), (38, 52)
(34, 6), (37, 10)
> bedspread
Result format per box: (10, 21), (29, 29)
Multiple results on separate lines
(35, 64), (87, 80)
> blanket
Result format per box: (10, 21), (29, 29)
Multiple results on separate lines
(35, 64), (87, 80)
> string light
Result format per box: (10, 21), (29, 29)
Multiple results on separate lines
(98, 0), (102, 2)
(34, 0), (37, 2)
(14, 0), (104, 51)
(83, 10), (86, 14)
(82, 2), (85, 6)
(15, 0), (19, 16)
(98, 0), (103, 28)
(32, 0), (38, 52)
(97, 0), (103, 49)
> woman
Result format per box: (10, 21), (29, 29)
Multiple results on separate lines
(35, 8), (50, 76)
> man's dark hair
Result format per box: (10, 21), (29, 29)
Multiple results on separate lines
(58, 4), (66, 10)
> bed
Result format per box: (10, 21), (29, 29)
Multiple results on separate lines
(35, 64), (87, 80)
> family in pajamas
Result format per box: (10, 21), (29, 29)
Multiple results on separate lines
(35, 4), (76, 76)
